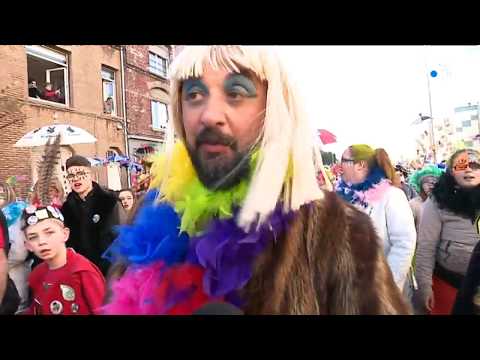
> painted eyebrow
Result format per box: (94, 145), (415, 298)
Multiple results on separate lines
(182, 78), (208, 93)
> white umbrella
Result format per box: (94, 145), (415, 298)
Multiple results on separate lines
(14, 124), (97, 147)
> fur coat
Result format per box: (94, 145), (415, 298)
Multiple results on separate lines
(244, 191), (411, 314)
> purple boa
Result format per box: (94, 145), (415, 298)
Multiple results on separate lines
(186, 206), (294, 299)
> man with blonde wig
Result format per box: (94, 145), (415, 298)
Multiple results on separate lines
(103, 46), (409, 314)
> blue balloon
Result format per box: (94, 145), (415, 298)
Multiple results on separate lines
(430, 70), (438, 78)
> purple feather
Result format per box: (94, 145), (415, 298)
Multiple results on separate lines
(187, 206), (293, 297)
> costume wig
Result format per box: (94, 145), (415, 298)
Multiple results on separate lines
(409, 165), (443, 194)
(156, 46), (326, 230)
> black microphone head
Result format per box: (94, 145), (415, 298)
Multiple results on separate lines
(193, 302), (244, 315)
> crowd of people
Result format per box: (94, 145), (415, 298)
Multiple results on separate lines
(1, 45), (479, 315)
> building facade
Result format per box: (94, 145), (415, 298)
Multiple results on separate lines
(453, 103), (480, 148)
(123, 45), (174, 189)
(0, 45), (128, 198)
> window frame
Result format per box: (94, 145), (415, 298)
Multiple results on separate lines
(101, 65), (117, 116)
(148, 52), (168, 78)
(26, 45), (70, 107)
(151, 100), (169, 131)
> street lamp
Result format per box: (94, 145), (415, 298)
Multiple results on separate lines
(416, 112), (436, 163)
(426, 69), (437, 163)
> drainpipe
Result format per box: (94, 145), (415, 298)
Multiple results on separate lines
(120, 45), (131, 187)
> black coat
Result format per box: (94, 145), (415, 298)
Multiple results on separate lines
(61, 182), (122, 276)
(452, 240), (480, 314)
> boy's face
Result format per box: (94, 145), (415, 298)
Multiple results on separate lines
(66, 165), (93, 196)
(24, 219), (69, 262)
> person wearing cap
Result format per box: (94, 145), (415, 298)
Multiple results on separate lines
(408, 165), (444, 232)
(61, 155), (125, 276)
(21, 204), (105, 315)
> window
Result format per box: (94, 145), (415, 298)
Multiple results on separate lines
(26, 45), (69, 106)
(465, 141), (474, 147)
(456, 127), (463, 132)
(149, 52), (168, 78)
(151, 100), (168, 130)
(471, 114), (479, 120)
(462, 120), (472, 127)
(102, 66), (116, 116)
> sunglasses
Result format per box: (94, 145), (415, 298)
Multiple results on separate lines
(453, 161), (480, 172)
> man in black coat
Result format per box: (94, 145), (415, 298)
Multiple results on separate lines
(61, 155), (125, 276)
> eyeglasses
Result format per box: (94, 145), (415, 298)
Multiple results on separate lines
(66, 171), (90, 181)
(341, 157), (355, 164)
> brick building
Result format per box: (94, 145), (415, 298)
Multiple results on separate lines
(0, 45), (128, 198)
(123, 45), (174, 187)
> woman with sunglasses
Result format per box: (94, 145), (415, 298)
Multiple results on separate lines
(414, 149), (480, 314)
(336, 145), (416, 299)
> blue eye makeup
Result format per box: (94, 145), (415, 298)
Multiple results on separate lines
(182, 79), (209, 99)
(224, 74), (257, 97)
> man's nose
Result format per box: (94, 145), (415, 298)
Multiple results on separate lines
(200, 95), (227, 128)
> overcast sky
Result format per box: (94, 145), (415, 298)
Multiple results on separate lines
(274, 46), (480, 162)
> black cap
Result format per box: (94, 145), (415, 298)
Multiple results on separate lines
(66, 155), (91, 170)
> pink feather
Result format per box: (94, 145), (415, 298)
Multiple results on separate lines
(102, 261), (166, 315)
(354, 179), (391, 204)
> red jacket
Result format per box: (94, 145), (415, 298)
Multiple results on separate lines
(27, 248), (106, 315)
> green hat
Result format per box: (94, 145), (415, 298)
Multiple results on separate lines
(409, 165), (443, 193)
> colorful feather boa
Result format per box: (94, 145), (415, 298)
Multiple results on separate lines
(149, 142), (257, 236)
(103, 190), (293, 314)
(336, 167), (391, 209)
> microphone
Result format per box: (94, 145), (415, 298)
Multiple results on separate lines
(193, 302), (244, 315)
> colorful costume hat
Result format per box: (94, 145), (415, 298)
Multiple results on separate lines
(408, 165), (443, 194)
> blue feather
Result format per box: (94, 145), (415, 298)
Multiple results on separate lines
(1, 201), (27, 227)
(336, 167), (386, 205)
(103, 192), (189, 266)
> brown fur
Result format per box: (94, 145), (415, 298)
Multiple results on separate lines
(243, 191), (411, 314)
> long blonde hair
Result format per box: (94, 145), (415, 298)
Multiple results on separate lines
(162, 46), (325, 230)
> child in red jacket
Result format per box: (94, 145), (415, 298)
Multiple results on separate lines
(22, 205), (105, 315)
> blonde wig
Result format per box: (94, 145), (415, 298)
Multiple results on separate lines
(164, 46), (325, 230)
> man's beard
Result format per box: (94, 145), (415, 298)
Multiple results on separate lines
(187, 127), (252, 190)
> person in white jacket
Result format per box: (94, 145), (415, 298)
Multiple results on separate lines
(336, 144), (417, 293)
